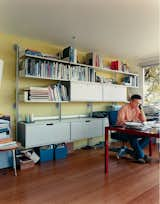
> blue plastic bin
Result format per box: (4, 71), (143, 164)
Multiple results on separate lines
(40, 147), (54, 162)
(0, 151), (12, 169)
(54, 145), (67, 160)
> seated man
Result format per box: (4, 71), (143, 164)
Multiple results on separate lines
(117, 94), (150, 163)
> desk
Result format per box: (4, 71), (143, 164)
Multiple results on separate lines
(0, 139), (18, 176)
(105, 126), (159, 175)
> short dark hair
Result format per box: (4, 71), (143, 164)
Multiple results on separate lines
(131, 94), (142, 100)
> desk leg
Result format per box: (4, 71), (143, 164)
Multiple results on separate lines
(149, 138), (152, 157)
(12, 149), (17, 176)
(105, 128), (109, 175)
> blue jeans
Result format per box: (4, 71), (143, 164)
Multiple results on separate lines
(113, 133), (150, 159)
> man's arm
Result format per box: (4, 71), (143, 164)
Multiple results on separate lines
(138, 108), (146, 122)
(116, 107), (127, 125)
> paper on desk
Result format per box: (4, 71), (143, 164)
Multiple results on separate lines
(151, 123), (160, 128)
(142, 121), (160, 129)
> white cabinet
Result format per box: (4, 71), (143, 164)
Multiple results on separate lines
(102, 117), (109, 136)
(70, 81), (102, 101)
(102, 84), (127, 102)
(18, 121), (70, 148)
(70, 118), (103, 141)
(18, 118), (108, 148)
(70, 120), (86, 141)
(70, 82), (127, 102)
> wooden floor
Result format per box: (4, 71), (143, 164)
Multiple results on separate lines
(0, 147), (159, 204)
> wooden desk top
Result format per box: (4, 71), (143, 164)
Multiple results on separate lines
(105, 126), (159, 138)
(0, 138), (18, 151)
(0, 144), (18, 151)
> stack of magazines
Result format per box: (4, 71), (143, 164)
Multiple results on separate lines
(125, 122), (151, 131)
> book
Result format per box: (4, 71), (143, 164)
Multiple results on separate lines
(24, 49), (43, 56)
(86, 52), (95, 66)
(86, 52), (102, 67)
(110, 60), (122, 70)
(62, 46), (77, 63)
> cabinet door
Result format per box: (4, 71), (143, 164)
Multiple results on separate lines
(70, 120), (86, 141)
(71, 119), (103, 141)
(25, 122), (70, 148)
(70, 81), (102, 101)
(85, 119), (103, 138)
(103, 85), (127, 102)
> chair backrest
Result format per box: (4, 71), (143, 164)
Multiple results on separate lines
(108, 111), (118, 126)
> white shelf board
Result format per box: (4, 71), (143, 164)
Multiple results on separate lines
(22, 100), (69, 103)
(20, 74), (139, 89)
(20, 75), (70, 82)
(95, 67), (138, 76)
(126, 85), (139, 88)
(22, 54), (71, 65)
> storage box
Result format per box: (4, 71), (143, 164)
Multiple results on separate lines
(40, 146), (54, 162)
(110, 60), (121, 70)
(0, 151), (12, 169)
(54, 145), (67, 160)
(0, 115), (12, 169)
(19, 157), (35, 170)
(66, 142), (74, 154)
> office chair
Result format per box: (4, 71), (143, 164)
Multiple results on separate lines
(108, 111), (132, 159)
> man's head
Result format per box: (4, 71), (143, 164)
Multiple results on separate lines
(130, 94), (142, 108)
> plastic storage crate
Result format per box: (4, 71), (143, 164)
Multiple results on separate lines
(0, 151), (12, 169)
(39, 146), (54, 162)
(54, 144), (67, 160)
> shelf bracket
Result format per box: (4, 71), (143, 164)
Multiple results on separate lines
(15, 44), (20, 141)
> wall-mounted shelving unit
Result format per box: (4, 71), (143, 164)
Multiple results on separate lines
(15, 44), (139, 147)
(15, 44), (139, 117)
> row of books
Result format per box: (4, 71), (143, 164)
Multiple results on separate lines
(21, 85), (69, 102)
(20, 58), (70, 80)
(70, 66), (96, 82)
(20, 58), (96, 82)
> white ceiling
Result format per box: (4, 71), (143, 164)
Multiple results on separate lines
(0, 0), (159, 61)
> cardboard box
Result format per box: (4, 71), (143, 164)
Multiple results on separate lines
(66, 142), (74, 154)
(19, 157), (35, 170)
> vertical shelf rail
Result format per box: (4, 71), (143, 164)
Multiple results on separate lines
(14, 44), (20, 140)
(56, 102), (62, 120)
(87, 102), (93, 117)
(113, 72), (117, 84)
(58, 102), (62, 120)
